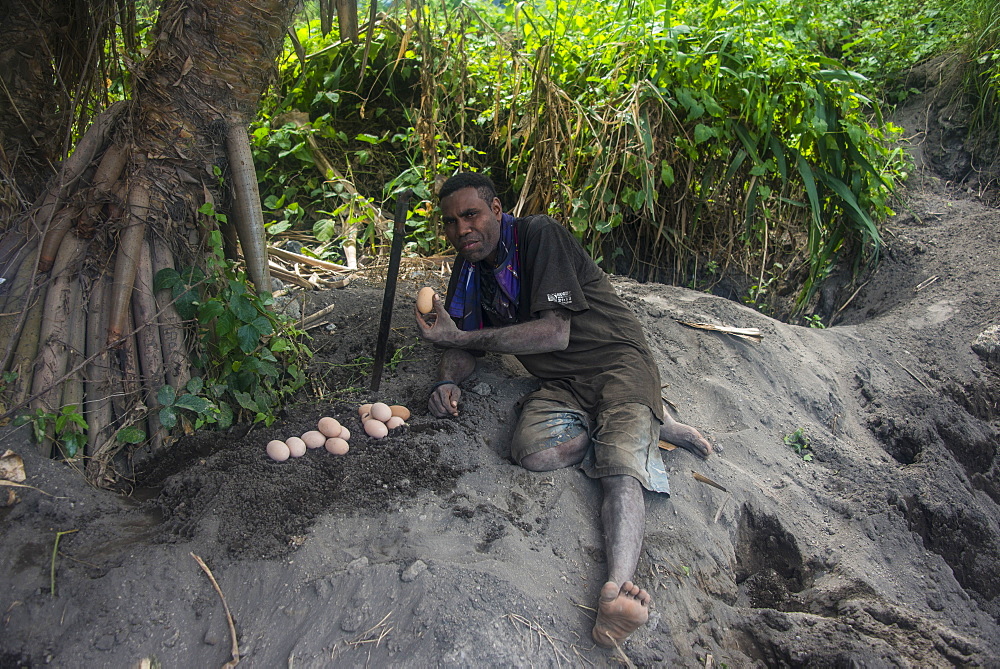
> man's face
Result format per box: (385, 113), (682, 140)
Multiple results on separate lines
(440, 187), (502, 265)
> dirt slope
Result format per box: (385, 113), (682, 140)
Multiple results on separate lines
(2, 94), (999, 667)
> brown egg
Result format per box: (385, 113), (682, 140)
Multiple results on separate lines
(286, 436), (307, 457)
(325, 437), (349, 455)
(417, 286), (436, 314)
(364, 419), (389, 439)
(370, 402), (392, 423)
(317, 416), (341, 438)
(385, 416), (405, 430)
(302, 430), (326, 449)
(389, 405), (411, 420)
(358, 403), (373, 417)
(338, 426), (351, 441)
(266, 440), (290, 462)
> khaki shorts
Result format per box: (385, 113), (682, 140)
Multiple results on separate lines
(510, 399), (670, 494)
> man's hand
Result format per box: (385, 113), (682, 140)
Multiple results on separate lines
(429, 382), (461, 417)
(415, 293), (461, 346)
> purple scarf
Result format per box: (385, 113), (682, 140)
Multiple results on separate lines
(448, 213), (520, 331)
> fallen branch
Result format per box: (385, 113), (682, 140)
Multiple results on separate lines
(691, 471), (728, 492)
(50, 529), (79, 597)
(190, 552), (240, 668)
(267, 245), (351, 272)
(675, 320), (762, 342)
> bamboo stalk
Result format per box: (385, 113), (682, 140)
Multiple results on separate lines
(150, 235), (191, 390)
(29, 233), (87, 455)
(0, 241), (39, 357)
(132, 240), (165, 451)
(38, 205), (82, 273)
(108, 186), (149, 343)
(58, 277), (86, 458)
(8, 282), (47, 407)
(0, 234), (27, 284)
(225, 122), (271, 292)
(85, 277), (113, 458)
(31, 101), (125, 234)
(267, 245), (351, 272)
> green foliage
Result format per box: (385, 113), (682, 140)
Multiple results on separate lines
(784, 427), (814, 461)
(154, 218), (311, 428)
(805, 0), (964, 92)
(15, 406), (88, 458)
(157, 377), (226, 432)
(963, 0), (1000, 139)
(264, 0), (912, 313)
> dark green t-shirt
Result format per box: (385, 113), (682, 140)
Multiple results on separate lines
(446, 214), (664, 421)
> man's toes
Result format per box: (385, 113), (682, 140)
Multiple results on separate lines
(622, 581), (640, 597)
(638, 589), (652, 606)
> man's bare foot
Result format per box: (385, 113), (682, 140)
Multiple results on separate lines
(660, 408), (715, 458)
(591, 581), (651, 648)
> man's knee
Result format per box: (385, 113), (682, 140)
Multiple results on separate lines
(519, 432), (589, 471)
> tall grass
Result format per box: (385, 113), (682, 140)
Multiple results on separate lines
(964, 0), (1000, 140)
(255, 0), (913, 314)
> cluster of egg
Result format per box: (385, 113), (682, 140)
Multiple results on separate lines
(359, 402), (410, 439)
(265, 416), (352, 462)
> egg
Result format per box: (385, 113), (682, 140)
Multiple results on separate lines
(318, 416), (341, 438)
(370, 402), (392, 423)
(266, 440), (290, 462)
(417, 286), (436, 314)
(358, 403), (372, 417)
(364, 419), (389, 438)
(286, 436), (307, 457)
(386, 416), (405, 429)
(325, 437), (349, 455)
(389, 405), (410, 420)
(338, 426), (351, 441)
(302, 430), (326, 449)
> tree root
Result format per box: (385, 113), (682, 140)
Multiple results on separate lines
(133, 240), (166, 452)
(108, 185), (149, 343)
(85, 276), (113, 459)
(226, 121), (271, 292)
(151, 235), (191, 391)
(30, 233), (87, 455)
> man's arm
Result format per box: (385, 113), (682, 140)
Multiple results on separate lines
(416, 294), (571, 355)
(428, 348), (476, 417)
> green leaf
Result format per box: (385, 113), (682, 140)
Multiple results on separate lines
(693, 124), (716, 145)
(237, 324), (259, 354)
(153, 268), (181, 293)
(157, 384), (176, 407)
(233, 391), (259, 412)
(660, 161), (675, 188)
(230, 294), (257, 323)
(116, 426), (146, 444)
(270, 338), (291, 353)
(186, 377), (204, 395)
(198, 202), (216, 216)
(159, 406), (178, 429)
(174, 395), (212, 414)
(198, 299), (225, 324)
(62, 433), (86, 458)
(216, 402), (234, 429)
(251, 316), (274, 337)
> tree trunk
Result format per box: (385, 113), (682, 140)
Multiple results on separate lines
(0, 0), (74, 204)
(0, 0), (297, 485)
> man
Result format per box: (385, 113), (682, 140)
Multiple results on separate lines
(415, 172), (713, 647)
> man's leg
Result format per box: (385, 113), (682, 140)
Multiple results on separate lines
(592, 474), (651, 647)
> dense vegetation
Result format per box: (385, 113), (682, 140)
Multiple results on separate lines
(250, 0), (994, 321)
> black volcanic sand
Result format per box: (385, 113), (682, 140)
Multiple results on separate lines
(2, 78), (999, 667)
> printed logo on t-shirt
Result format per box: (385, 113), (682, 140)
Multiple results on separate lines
(547, 291), (573, 305)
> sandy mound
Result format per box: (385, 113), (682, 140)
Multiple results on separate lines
(2, 87), (999, 666)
